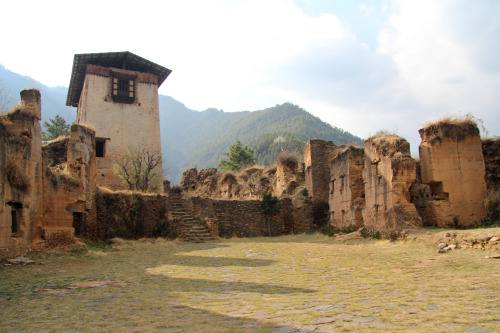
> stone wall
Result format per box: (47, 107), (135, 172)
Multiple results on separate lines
(95, 191), (173, 240)
(180, 166), (278, 200)
(76, 65), (163, 191)
(362, 134), (422, 233)
(419, 122), (487, 228)
(180, 195), (314, 238)
(482, 138), (500, 218)
(304, 139), (338, 225)
(409, 161), (432, 226)
(329, 146), (365, 229)
(0, 90), (44, 257)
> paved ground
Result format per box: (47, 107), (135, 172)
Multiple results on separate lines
(1, 232), (499, 332)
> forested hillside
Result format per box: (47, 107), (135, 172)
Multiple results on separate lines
(1, 65), (364, 185)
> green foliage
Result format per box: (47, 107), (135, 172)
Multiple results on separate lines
(260, 191), (282, 236)
(320, 225), (356, 237)
(300, 188), (308, 197)
(219, 141), (255, 171)
(42, 115), (70, 141)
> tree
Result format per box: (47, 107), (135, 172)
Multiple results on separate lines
(0, 80), (13, 113)
(113, 147), (162, 192)
(42, 115), (70, 141)
(260, 191), (282, 236)
(219, 141), (255, 171)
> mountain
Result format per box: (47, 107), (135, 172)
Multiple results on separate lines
(1, 65), (363, 184)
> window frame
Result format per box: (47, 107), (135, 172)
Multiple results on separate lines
(111, 72), (136, 104)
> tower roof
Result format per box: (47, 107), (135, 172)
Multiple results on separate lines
(66, 51), (172, 107)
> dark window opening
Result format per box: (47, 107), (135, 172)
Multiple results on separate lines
(96, 139), (105, 157)
(73, 212), (85, 237)
(9, 202), (22, 236)
(111, 76), (135, 103)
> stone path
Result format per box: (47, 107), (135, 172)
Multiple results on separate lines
(2, 234), (499, 332)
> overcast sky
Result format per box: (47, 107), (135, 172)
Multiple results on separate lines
(1, 0), (499, 153)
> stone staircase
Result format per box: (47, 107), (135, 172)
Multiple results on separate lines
(169, 197), (216, 243)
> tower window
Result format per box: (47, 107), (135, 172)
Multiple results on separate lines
(111, 76), (135, 103)
(96, 139), (106, 157)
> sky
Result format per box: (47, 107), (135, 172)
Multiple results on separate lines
(1, 0), (499, 154)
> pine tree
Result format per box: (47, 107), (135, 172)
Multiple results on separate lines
(42, 115), (70, 141)
(218, 141), (255, 171)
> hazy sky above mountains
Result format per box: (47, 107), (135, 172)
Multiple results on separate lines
(1, 0), (499, 152)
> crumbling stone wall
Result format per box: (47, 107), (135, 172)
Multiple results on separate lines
(409, 161), (432, 226)
(329, 146), (365, 229)
(0, 90), (44, 257)
(95, 191), (173, 239)
(41, 124), (97, 245)
(304, 139), (339, 225)
(362, 134), (422, 233)
(276, 154), (303, 196)
(482, 138), (500, 218)
(179, 195), (314, 238)
(179, 166), (277, 200)
(419, 122), (487, 228)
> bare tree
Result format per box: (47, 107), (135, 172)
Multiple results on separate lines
(113, 147), (162, 192)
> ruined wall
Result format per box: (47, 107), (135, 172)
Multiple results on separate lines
(41, 124), (97, 245)
(419, 122), (487, 227)
(304, 139), (338, 225)
(180, 166), (278, 200)
(482, 138), (500, 218)
(362, 134), (422, 233)
(329, 146), (365, 229)
(409, 161), (432, 226)
(76, 65), (163, 192)
(180, 195), (314, 238)
(276, 154), (303, 196)
(0, 90), (44, 257)
(95, 191), (172, 239)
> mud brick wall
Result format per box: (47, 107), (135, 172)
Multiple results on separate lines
(329, 146), (365, 229)
(304, 139), (337, 225)
(419, 123), (487, 228)
(362, 134), (422, 233)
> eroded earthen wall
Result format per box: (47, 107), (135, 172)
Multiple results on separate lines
(362, 134), (422, 233)
(41, 124), (97, 245)
(179, 166), (278, 200)
(304, 139), (337, 225)
(0, 90), (43, 257)
(419, 122), (487, 227)
(76, 65), (163, 191)
(329, 146), (365, 229)
(276, 155), (303, 196)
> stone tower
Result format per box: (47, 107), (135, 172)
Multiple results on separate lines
(66, 52), (171, 191)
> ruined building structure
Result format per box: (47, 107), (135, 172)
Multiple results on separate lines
(304, 139), (337, 225)
(419, 122), (488, 228)
(329, 146), (365, 229)
(1, 90), (97, 257)
(67, 52), (171, 191)
(362, 134), (422, 232)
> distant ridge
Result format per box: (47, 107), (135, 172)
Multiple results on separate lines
(1, 65), (363, 184)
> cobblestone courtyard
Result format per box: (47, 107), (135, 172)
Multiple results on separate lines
(1, 231), (499, 332)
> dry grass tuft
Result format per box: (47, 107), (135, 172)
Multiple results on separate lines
(4, 156), (30, 192)
(277, 152), (298, 168)
(366, 133), (410, 157)
(420, 115), (480, 141)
